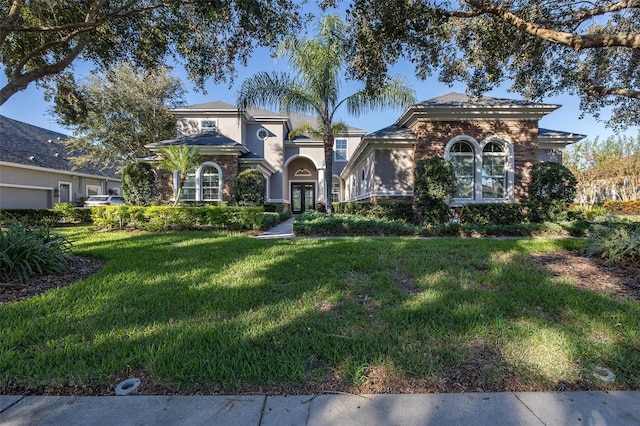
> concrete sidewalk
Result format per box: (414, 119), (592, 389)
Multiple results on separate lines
(256, 217), (294, 239)
(2, 391), (639, 425)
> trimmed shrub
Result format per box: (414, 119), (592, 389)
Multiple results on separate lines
(460, 204), (528, 225)
(53, 203), (92, 223)
(234, 169), (266, 206)
(262, 212), (281, 230)
(90, 206), (264, 231)
(0, 219), (73, 283)
(604, 200), (640, 215)
(293, 211), (421, 236)
(528, 162), (577, 222)
(334, 201), (414, 222)
(414, 158), (457, 225)
(0, 209), (61, 227)
(122, 162), (158, 206)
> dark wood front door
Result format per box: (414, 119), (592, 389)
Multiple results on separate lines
(291, 183), (315, 214)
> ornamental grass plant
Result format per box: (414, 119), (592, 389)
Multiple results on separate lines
(0, 219), (73, 283)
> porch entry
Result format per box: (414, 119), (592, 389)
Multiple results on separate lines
(291, 183), (315, 214)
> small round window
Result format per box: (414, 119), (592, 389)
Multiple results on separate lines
(256, 128), (269, 140)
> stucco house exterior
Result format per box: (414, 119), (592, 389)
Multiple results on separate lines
(144, 101), (365, 213)
(0, 115), (121, 209)
(147, 93), (584, 211)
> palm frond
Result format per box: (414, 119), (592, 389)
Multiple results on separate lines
(344, 75), (416, 117)
(288, 123), (322, 140)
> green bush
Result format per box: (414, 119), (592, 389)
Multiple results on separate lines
(234, 169), (266, 206)
(293, 211), (421, 236)
(460, 204), (528, 225)
(586, 223), (640, 265)
(122, 162), (157, 206)
(53, 203), (92, 223)
(414, 158), (457, 225)
(0, 209), (62, 227)
(528, 162), (577, 222)
(604, 200), (640, 215)
(90, 206), (264, 231)
(334, 201), (414, 222)
(262, 212), (281, 230)
(0, 219), (73, 283)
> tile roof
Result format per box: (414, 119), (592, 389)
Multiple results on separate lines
(0, 115), (119, 178)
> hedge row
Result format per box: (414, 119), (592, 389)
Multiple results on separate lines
(0, 209), (61, 226)
(91, 206), (265, 231)
(604, 200), (640, 215)
(293, 211), (421, 236)
(333, 201), (415, 222)
(293, 211), (591, 237)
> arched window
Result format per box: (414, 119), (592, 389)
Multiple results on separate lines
(201, 164), (221, 201)
(448, 141), (475, 199)
(482, 142), (507, 199)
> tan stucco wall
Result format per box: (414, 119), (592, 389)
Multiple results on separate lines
(0, 164), (120, 208)
(374, 149), (414, 192)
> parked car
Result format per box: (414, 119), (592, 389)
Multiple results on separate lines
(84, 195), (126, 207)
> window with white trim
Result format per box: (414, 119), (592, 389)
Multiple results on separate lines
(449, 141), (475, 199)
(201, 165), (221, 201)
(180, 172), (196, 200)
(482, 142), (507, 199)
(334, 138), (347, 161)
(445, 136), (514, 203)
(86, 185), (101, 196)
(201, 120), (217, 132)
(332, 182), (340, 203)
(256, 128), (269, 140)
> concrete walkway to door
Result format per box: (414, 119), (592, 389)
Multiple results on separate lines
(256, 217), (294, 239)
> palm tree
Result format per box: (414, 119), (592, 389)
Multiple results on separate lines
(157, 145), (200, 206)
(236, 15), (415, 213)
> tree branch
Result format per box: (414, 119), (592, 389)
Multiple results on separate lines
(0, 33), (89, 105)
(465, 0), (640, 49)
(586, 85), (640, 99)
(0, 0), (21, 51)
(3, 0), (171, 34)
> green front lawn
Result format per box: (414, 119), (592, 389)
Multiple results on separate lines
(1, 227), (638, 394)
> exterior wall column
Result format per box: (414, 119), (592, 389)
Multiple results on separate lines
(317, 167), (326, 203)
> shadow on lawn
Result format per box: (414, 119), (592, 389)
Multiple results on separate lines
(1, 233), (639, 395)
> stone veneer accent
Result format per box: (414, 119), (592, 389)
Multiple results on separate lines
(412, 120), (538, 202)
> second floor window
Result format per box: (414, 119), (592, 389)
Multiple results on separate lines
(334, 139), (347, 161)
(201, 120), (217, 132)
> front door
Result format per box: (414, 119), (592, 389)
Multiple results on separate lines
(58, 183), (71, 203)
(291, 183), (315, 214)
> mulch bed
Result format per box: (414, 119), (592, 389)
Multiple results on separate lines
(530, 251), (640, 302)
(0, 256), (105, 306)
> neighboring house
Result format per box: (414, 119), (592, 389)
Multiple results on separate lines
(0, 115), (121, 209)
(147, 93), (584, 211)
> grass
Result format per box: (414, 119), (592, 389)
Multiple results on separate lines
(1, 227), (639, 394)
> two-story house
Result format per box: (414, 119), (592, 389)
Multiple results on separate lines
(145, 101), (365, 213)
(145, 93), (584, 211)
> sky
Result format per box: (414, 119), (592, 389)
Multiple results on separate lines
(1, 12), (638, 143)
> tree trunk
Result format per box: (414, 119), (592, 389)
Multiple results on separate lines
(324, 133), (334, 214)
